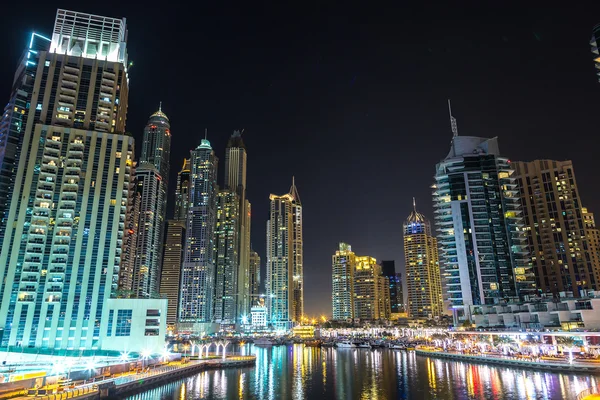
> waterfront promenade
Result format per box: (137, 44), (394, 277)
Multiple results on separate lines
(416, 348), (600, 373)
(10, 355), (255, 399)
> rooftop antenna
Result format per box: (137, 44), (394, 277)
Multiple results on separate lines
(204, 128), (207, 140)
(413, 197), (417, 212)
(448, 99), (458, 137)
(159, 101), (162, 112)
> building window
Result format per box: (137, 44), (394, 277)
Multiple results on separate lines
(146, 309), (160, 317)
(115, 309), (132, 337)
(144, 329), (159, 336)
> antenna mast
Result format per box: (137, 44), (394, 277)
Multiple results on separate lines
(448, 99), (458, 137)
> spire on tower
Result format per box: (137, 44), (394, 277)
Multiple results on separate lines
(413, 197), (416, 212)
(159, 101), (162, 112)
(289, 176), (301, 204)
(448, 99), (458, 137)
(204, 128), (207, 140)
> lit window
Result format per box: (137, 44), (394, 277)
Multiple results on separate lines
(36, 104), (42, 111)
(44, 61), (50, 67)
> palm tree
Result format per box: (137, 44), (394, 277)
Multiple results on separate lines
(557, 336), (577, 353)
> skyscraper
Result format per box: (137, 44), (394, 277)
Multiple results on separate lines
(180, 138), (218, 327)
(224, 130), (251, 320)
(128, 107), (170, 298)
(403, 200), (443, 318)
(583, 208), (600, 289)
(266, 178), (303, 328)
(433, 134), (534, 324)
(332, 243), (356, 321)
(353, 256), (389, 320)
(0, 10), (166, 352)
(380, 260), (403, 315)
(249, 248), (261, 304)
(213, 189), (240, 325)
(174, 158), (190, 221)
(591, 23), (600, 83)
(513, 160), (600, 296)
(160, 220), (185, 326)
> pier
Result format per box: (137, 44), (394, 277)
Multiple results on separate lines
(11, 356), (256, 399)
(416, 348), (600, 374)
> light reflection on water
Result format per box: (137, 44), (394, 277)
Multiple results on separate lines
(122, 344), (597, 400)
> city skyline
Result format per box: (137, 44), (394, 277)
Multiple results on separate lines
(2, 4), (600, 317)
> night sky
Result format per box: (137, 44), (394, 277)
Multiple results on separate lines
(2, 3), (600, 317)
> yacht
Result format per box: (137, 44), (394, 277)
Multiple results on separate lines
(354, 341), (371, 349)
(336, 340), (356, 348)
(389, 343), (406, 350)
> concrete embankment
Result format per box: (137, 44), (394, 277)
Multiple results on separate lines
(416, 349), (600, 374)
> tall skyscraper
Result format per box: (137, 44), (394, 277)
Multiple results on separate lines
(433, 134), (534, 324)
(213, 189), (240, 325)
(353, 256), (389, 320)
(403, 200), (443, 318)
(160, 220), (185, 326)
(128, 107), (170, 298)
(223, 130), (251, 320)
(396, 273), (405, 313)
(0, 10), (166, 350)
(174, 158), (190, 221)
(180, 138), (218, 326)
(381, 260), (403, 315)
(513, 160), (600, 296)
(249, 248), (261, 303)
(332, 243), (356, 321)
(583, 208), (600, 289)
(266, 178), (303, 328)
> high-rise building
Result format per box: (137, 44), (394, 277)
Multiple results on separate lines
(353, 256), (389, 320)
(213, 189), (240, 325)
(332, 243), (356, 321)
(403, 201), (443, 318)
(249, 248), (261, 303)
(396, 273), (405, 313)
(381, 260), (403, 314)
(514, 160), (600, 296)
(180, 138), (218, 326)
(266, 178), (303, 328)
(160, 220), (185, 326)
(174, 158), (190, 221)
(224, 130), (251, 320)
(583, 208), (600, 289)
(0, 9), (166, 352)
(433, 134), (535, 324)
(591, 23), (600, 83)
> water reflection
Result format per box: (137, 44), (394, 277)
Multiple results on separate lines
(123, 345), (596, 400)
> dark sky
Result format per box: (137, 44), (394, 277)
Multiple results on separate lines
(2, 3), (600, 318)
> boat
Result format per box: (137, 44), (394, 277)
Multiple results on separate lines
(336, 340), (356, 348)
(354, 341), (371, 349)
(389, 343), (406, 350)
(254, 337), (275, 346)
(305, 340), (322, 347)
(322, 341), (335, 348)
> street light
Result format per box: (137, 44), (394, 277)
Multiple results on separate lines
(141, 349), (151, 370)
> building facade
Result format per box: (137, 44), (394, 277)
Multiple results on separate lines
(174, 158), (190, 221)
(514, 160), (600, 297)
(213, 189), (240, 325)
(583, 208), (600, 286)
(332, 243), (356, 321)
(0, 9), (168, 350)
(433, 135), (535, 324)
(159, 220), (185, 326)
(404, 202), (443, 318)
(266, 179), (303, 328)
(381, 260), (403, 314)
(180, 139), (218, 325)
(249, 248), (260, 304)
(353, 256), (389, 320)
(591, 23), (600, 84)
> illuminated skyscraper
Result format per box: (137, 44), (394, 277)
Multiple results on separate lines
(332, 243), (355, 321)
(266, 178), (303, 328)
(353, 256), (389, 320)
(249, 249), (260, 303)
(513, 160), (600, 295)
(381, 260), (403, 314)
(224, 130), (251, 320)
(0, 10), (166, 352)
(180, 138), (218, 326)
(403, 200), (443, 318)
(213, 189), (240, 325)
(433, 133), (534, 324)
(174, 158), (190, 221)
(591, 23), (600, 83)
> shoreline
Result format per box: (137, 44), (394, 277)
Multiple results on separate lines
(415, 349), (600, 374)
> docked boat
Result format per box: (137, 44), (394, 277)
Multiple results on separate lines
(305, 340), (322, 347)
(354, 341), (371, 349)
(389, 343), (406, 350)
(254, 337), (275, 346)
(322, 341), (335, 348)
(336, 340), (356, 348)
